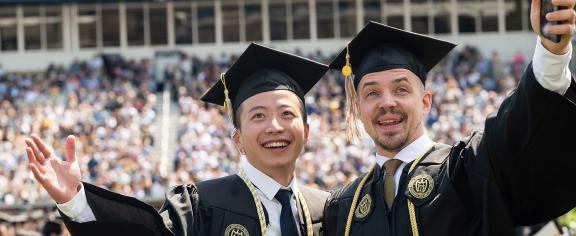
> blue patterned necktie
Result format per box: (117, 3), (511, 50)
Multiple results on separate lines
(275, 189), (299, 236)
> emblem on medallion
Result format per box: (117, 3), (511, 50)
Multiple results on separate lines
(224, 224), (249, 236)
(354, 194), (372, 219)
(408, 174), (434, 199)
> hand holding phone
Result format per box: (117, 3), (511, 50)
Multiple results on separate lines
(540, 0), (561, 43)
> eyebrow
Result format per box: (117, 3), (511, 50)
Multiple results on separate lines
(248, 106), (266, 113)
(392, 77), (410, 84)
(360, 77), (411, 90)
(247, 104), (295, 113)
(279, 104), (294, 109)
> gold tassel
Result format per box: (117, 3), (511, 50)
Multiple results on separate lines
(342, 45), (361, 143)
(220, 73), (233, 122)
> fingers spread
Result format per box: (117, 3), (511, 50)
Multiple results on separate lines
(25, 138), (46, 164)
(26, 147), (45, 174)
(29, 163), (45, 185)
(31, 134), (53, 160)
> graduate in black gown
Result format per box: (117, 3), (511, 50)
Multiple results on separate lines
(322, 0), (576, 234)
(25, 43), (330, 236)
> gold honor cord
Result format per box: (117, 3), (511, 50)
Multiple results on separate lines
(344, 165), (376, 236)
(238, 168), (268, 236)
(238, 168), (313, 236)
(296, 191), (314, 236)
(405, 143), (435, 236)
(343, 144), (435, 236)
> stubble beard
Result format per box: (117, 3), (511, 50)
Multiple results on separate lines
(374, 131), (409, 153)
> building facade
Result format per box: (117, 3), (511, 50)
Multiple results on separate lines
(0, 0), (532, 71)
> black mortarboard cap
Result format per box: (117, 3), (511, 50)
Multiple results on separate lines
(201, 43), (328, 117)
(330, 21), (456, 88)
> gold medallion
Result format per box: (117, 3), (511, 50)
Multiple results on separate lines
(354, 194), (372, 219)
(224, 224), (249, 236)
(408, 174), (434, 199)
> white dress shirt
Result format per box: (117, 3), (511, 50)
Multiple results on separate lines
(532, 36), (573, 95)
(57, 159), (302, 236)
(375, 134), (435, 195)
(240, 159), (302, 236)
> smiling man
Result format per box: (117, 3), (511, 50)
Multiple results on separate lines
(322, 0), (576, 234)
(25, 43), (329, 236)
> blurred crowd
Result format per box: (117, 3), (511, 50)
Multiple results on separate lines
(0, 45), (541, 235)
(0, 55), (161, 208)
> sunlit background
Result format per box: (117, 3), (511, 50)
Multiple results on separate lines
(0, 0), (574, 235)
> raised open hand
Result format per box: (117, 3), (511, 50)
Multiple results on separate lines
(25, 134), (81, 204)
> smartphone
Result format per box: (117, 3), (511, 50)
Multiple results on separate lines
(540, 0), (561, 43)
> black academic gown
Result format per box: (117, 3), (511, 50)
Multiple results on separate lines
(323, 63), (576, 236)
(61, 175), (329, 236)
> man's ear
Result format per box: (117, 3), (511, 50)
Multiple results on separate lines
(232, 129), (244, 155)
(422, 90), (433, 114)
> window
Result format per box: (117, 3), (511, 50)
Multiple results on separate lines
(149, 6), (167, 45)
(481, 11), (498, 32)
(0, 8), (17, 51)
(478, 0), (498, 32)
(45, 7), (62, 49)
(458, 15), (476, 33)
(78, 6), (97, 48)
(0, 26), (17, 51)
(505, 0), (522, 31)
(222, 3), (240, 42)
(363, 0), (382, 24)
(387, 16), (404, 30)
(412, 16), (429, 34)
(174, 4), (193, 44)
(102, 7), (120, 47)
(0, 7), (15, 18)
(269, 2), (287, 41)
(23, 7), (42, 50)
(457, 0), (477, 33)
(433, 14), (450, 34)
(25, 25), (41, 50)
(339, 0), (356, 38)
(385, 0), (405, 29)
(316, 1), (334, 38)
(245, 3), (262, 41)
(46, 22), (62, 49)
(126, 6), (145, 46)
(411, 0), (430, 34)
(292, 1), (309, 39)
(198, 4), (215, 43)
(433, 2), (451, 34)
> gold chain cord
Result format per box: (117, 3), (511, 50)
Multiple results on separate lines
(238, 168), (313, 236)
(296, 191), (314, 236)
(406, 144), (436, 236)
(343, 144), (435, 236)
(344, 165), (375, 236)
(238, 168), (268, 236)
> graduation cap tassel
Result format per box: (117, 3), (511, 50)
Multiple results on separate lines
(342, 46), (362, 143)
(220, 73), (233, 122)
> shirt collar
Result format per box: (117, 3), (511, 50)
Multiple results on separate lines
(240, 159), (298, 201)
(375, 134), (435, 167)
